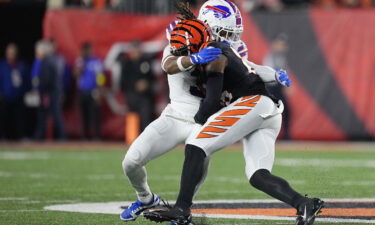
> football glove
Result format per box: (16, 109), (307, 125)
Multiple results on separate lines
(275, 69), (291, 87)
(190, 47), (222, 65)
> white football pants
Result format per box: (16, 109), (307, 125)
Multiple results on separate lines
(187, 95), (283, 180)
(122, 105), (210, 201)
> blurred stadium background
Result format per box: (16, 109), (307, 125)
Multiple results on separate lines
(0, 0), (374, 141)
(0, 0), (375, 225)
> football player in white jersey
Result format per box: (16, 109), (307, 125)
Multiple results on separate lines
(119, 15), (221, 221)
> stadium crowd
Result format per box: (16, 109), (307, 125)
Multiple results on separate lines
(0, 39), (159, 141)
(63, 0), (375, 13)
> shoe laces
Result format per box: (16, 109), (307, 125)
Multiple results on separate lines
(127, 200), (143, 212)
(161, 199), (172, 209)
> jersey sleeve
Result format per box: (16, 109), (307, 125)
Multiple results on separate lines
(236, 41), (248, 59)
(246, 60), (276, 83)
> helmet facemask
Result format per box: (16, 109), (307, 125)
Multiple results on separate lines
(212, 25), (242, 45)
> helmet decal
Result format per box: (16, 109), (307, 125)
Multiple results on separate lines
(235, 11), (242, 25)
(203, 5), (232, 18)
(223, 0), (237, 12)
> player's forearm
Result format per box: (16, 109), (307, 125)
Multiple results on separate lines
(194, 73), (223, 125)
(161, 47), (222, 74)
(246, 60), (276, 82)
(162, 56), (194, 75)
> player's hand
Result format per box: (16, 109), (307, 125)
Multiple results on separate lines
(190, 47), (222, 65)
(275, 69), (291, 87)
(194, 113), (206, 125)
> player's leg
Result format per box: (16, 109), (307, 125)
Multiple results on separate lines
(144, 96), (277, 224)
(243, 114), (305, 207)
(121, 114), (192, 221)
(123, 115), (189, 199)
(193, 155), (210, 199)
(244, 115), (323, 225)
(177, 96), (274, 210)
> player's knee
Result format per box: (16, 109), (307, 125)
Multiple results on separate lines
(249, 169), (271, 188)
(122, 151), (142, 175)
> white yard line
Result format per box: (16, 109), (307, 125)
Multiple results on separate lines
(276, 158), (375, 168)
(0, 152), (50, 160)
(0, 209), (45, 213)
(0, 197), (28, 201)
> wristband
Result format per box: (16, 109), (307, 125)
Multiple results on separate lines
(177, 56), (188, 72)
(177, 56), (194, 72)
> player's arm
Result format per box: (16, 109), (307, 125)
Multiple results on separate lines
(246, 60), (275, 82)
(246, 60), (291, 87)
(162, 55), (195, 74)
(161, 47), (222, 75)
(194, 55), (228, 125)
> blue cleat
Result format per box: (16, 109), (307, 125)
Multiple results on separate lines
(120, 194), (160, 221)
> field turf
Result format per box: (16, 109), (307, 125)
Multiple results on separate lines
(0, 142), (374, 225)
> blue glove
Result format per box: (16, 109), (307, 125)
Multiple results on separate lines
(275, 69), (291, 87)
(190, 47), (222, 65)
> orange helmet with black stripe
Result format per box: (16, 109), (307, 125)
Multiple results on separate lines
(170, 19), (212, 56)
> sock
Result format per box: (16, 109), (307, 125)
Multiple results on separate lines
(175, 144), (207, 210)
(137, 190), (153, 204)
(249, 169), (307, 209)
(193, 156), (210, 199)
(125, 165), (153, 203)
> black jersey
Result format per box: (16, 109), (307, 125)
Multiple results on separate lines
(194, 41), (275, 124)
(208, 41), (272, 101)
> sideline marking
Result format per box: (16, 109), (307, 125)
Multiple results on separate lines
(44, 198), (375, 223)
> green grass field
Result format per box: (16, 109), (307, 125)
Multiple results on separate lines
(0, 142), (375, 225)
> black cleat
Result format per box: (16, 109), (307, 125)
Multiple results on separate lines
(295, 198), (324, 225)
(143, 206), (192, 225)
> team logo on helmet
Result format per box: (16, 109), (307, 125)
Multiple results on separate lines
(235, 10), (242, 25)
(202, 5), (232, 18)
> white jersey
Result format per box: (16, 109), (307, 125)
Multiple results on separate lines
(161, 46), (202, 122)
(232, 40), (248, 59)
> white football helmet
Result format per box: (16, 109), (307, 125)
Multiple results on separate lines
(198, 0), (243, 45)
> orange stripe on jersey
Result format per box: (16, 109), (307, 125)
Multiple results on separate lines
(235, 95), (261, 107)
(209, 116), (240, 127)
(220, 109), (251, 116)
(241, 95), (260, 100)
(197, 132), (217, 139)
(201, 126), (227, 133)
